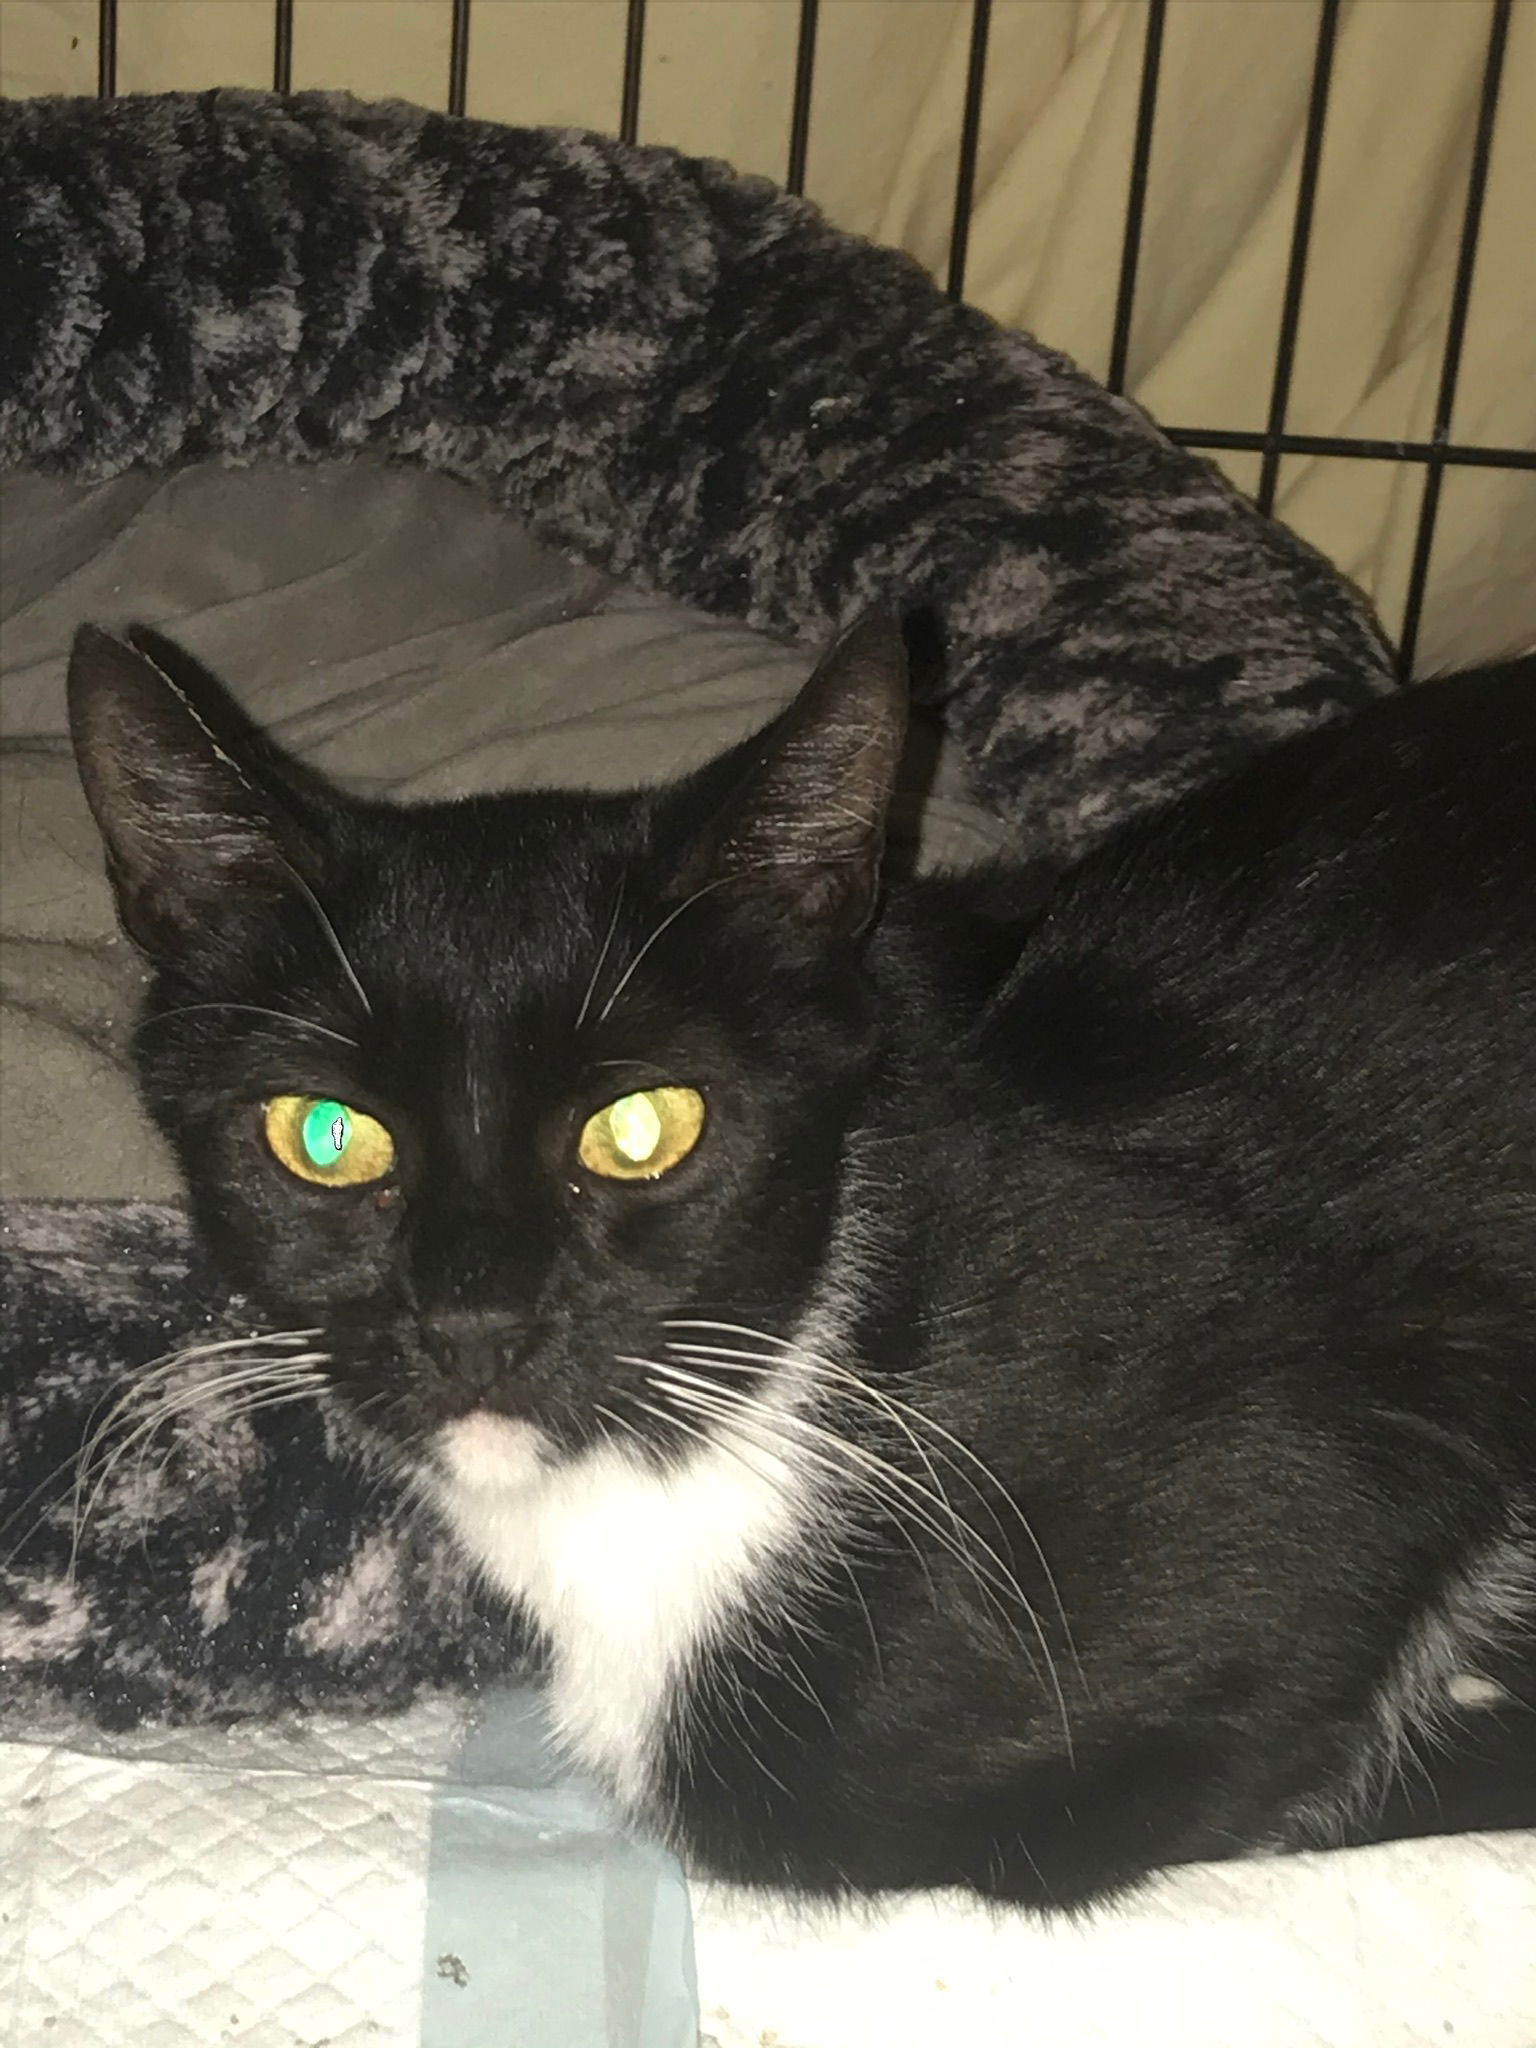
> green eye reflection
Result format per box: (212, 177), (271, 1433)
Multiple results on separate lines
(578, 1087), (705, 1181)
(264, 1094), (396, 1187)
(304, 1099), (352, 1167)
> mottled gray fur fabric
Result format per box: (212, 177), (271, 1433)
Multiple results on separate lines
(1, 1203), (519, 1724)
(2, 89), (1391, 850)
(0, 88), (1392, 1725)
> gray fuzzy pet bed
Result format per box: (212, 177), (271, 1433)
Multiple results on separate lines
(0, 88), (1393, 1734)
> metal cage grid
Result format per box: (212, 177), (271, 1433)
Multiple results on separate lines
(89, 0), (1534, 681)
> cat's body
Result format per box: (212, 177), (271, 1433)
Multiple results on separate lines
(68, 620), (1536, 1910)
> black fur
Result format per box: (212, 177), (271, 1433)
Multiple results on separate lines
(66, 623), (1536, 1910)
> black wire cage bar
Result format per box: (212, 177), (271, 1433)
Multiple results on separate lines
(88, 0), (1533, 679)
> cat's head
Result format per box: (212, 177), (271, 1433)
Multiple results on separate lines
(67, 616), (908, 1486)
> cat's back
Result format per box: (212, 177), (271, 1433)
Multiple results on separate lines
(1008, 654), (1535, 1017)
(1054, 654), (1532, 938)
(978, 657), (1536, 1271)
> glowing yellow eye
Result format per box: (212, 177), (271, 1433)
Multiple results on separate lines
(263, 1094), (396, 1187)
(577, 1087), (705, 1181)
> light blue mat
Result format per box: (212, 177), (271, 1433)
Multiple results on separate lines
(422, 1685), (699, 2046)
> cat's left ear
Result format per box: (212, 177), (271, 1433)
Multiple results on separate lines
(67, 625), (318, 959)
(670, 608), (908, 939)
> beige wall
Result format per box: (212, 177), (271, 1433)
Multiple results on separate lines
(3, 0), (1532, 672)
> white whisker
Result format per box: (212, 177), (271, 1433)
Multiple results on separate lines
(282, 862), (375, 1020)
(629, 1362), (888, 1684)
(649, 1365), (1018, 1637)
(60, 1340), (329, 1580)
(0, 1332), (319, 1571)
(631, 1355), (935, 1587)
(596, 875), (736, 1024)
(650, 1328), (1077, 1760)
(140, 1003), (359, 1050)
(576, 882), (626, 1031)
(669, 1317), (1084, 1700)
(621, 1390), (837, 1753)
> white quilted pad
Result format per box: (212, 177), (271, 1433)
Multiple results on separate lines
(0, 1705), (458, 2048)
(4, 1698), (1534, 2044)
(0, 1695), (697, 2048)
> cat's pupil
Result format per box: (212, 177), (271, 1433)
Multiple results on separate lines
(303, 1098), (352, 1167)
(608, 1092), (661, 1165)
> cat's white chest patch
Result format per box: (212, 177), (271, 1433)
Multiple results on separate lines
(433, 1400), (810, 1812)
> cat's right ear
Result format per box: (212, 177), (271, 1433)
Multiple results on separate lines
(66, 625), (317, 959)
(667, 608), (910, 940)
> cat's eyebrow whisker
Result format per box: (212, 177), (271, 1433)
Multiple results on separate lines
(276, 858), (374, 1021)
(138, 1004), (360, 1050)
(576, 881), (626, 1032)
(595, 872), (747, 1023)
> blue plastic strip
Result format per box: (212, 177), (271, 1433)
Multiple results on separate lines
(421, 1684), (698, 2047)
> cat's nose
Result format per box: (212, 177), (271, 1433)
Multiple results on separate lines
(420, 1312), (530, 1397)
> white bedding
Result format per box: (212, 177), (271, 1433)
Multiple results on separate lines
(3, 1701), (1532, 2048)
(0, 1694), (696, 2048)
(695, 1830), (1536, 2048)
(0, 1708), (459, 2048)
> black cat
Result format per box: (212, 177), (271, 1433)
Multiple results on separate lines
(66, 615), (1536, 1910)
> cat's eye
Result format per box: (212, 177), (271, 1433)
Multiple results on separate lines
(264, 1094), (396, 1188)
(577, 1087), (706, 1181)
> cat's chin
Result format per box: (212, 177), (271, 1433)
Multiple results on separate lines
(434, 1411), (548, 1493)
